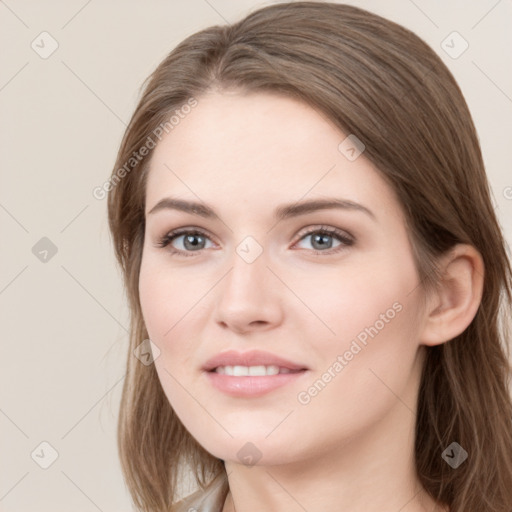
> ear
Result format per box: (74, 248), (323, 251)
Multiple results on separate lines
(420, 244), (484, 347)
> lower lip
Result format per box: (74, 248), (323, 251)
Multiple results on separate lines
(205, 370), (309, 397)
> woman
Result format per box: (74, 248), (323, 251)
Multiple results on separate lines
(107, 2), (512, 511)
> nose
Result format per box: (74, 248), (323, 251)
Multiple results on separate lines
(213, 247), (284, 334)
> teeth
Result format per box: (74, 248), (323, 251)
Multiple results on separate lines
(214, 365), (283, 376)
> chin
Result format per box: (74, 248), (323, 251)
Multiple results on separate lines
(193, 431), (305, 467)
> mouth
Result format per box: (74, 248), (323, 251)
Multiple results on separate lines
(209, 365), (305, 376)
(202, 350), (309, 397)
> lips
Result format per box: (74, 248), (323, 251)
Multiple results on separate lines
(203, 349), (310, 398)
(202, 349), (308, 373)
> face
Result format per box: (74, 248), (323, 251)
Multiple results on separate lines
(139, 90), (427, 466)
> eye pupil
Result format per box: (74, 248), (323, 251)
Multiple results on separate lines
(312, 233), (333, 250)
(184, 234), (205, 250)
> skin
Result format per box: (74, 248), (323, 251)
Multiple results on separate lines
(139, 90), (484, 512)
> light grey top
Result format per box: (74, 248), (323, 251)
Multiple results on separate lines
(170, 472), (229, 512)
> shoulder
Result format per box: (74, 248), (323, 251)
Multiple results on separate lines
(170, 472), (229, 512)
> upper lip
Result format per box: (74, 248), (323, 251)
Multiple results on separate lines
(202, 350), (308, 372)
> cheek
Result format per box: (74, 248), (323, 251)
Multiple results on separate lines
(292, 291), (422, 454)
(138, 254), (213, 386)
(290, 252), (417, 349)
(138, 255), (199, 343)
(139, 261), (168, 341)
(138, 258), (205, 414)
(299, 249), (422, 391)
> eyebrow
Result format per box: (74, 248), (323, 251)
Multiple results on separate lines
(147, 196), (376, 222)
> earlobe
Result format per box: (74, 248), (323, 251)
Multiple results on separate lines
(420, 244), (485, 347)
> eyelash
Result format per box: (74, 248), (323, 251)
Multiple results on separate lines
(153, 225), (354, 258)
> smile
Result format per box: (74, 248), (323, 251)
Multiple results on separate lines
(205, 368), (309, 397)
(213, 365), (302, 376)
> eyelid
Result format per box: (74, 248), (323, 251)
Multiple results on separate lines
(152, 226), (217, 251)
(294, 224), (353, 243)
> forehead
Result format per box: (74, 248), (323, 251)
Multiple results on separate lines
(145, 91), (400, 221)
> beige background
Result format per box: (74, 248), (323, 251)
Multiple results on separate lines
(1, 1), (511, 510)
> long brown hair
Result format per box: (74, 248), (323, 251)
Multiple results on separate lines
(107, 2), (512, 510)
